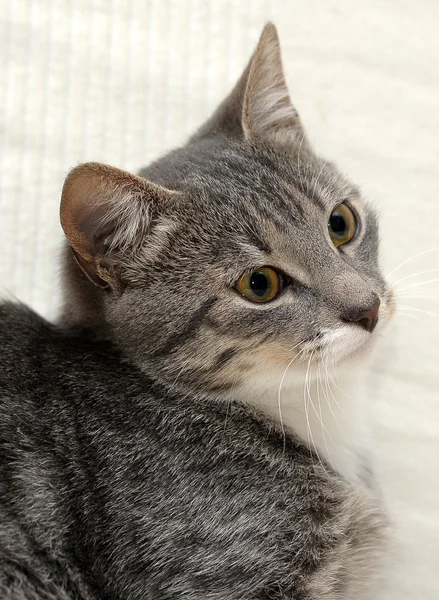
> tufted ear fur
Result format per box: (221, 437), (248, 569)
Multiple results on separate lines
(195, 23), (304, 143)
(60, 162), (177, 288)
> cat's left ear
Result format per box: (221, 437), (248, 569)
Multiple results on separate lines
(60, 162), (179, 288)
(195, 23), (305, 144)
(242, 23), (303, 141)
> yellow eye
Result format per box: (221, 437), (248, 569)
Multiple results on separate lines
(235, 267), (284, 303)
(328, 204), (357, 247)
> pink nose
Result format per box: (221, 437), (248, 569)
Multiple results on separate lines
(343, 298), (380, 333)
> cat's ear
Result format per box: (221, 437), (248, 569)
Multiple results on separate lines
(60, 162), (177, 288)
(195, 23), (304, 142)
(242, 23), (303, 140)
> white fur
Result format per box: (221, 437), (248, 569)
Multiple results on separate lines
(96, 184), (152, 254)
(251, 88), (297, 134)
(235, 326), (377, 485)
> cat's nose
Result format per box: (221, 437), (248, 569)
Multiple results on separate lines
(342, 297), (380, 333)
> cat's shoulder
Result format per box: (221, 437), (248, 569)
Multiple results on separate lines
(0, 301), (94, 378)
(0, 301), (51, 349)
(0, 300), (46, 324)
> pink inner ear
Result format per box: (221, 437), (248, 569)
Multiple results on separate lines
(71, 248), (111, 289)
(60, 161), (180, 286)
(60, 163), (107, 262)
(60, 162), (142, 262)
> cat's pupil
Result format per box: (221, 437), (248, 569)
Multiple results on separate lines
(250, 272), (269, 297)
(330, 212), (346, 236)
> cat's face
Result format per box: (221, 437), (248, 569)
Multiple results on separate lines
(61, 24), (394, 395)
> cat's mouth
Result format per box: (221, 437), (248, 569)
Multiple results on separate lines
(307, 292), (394, 367)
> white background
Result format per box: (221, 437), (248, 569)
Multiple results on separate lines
(0, 1), (438, 597)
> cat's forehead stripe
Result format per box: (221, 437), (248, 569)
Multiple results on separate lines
(246, 230), (272, 254)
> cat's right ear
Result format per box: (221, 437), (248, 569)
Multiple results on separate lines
(60, 162), (178, 288)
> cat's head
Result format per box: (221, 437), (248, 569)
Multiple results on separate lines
(60, 24), (394, 395)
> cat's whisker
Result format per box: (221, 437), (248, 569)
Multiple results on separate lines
(328, 351), (350, 395)
(390, 268), (439, 287)
(166, 357), (192, 397)
(396, 305), (439, 320)
(221, 367), (245, 435)
(303, 352), (316, 467)
(320, 342), (352, 408)
(315, 364), (336, 471)
(320, 171), (344, 206)
(323, 351), (338, 408)
(321, 350), (346, 437)
(303, 350), (327, 473)
(321, 347), (355, 427)
(311, 159), (328, 200)
(304, 355), (332, 477)
(328, 360), (351, 400)
(289, 339), (307, 353)
(395, 278), (439, 292)
(296, 133), (307, 192)
(277, 341), (308, 450)
(315, 363), (336, 448)
(385, 247), (439, 279)
(396, 310), (421, 321)
(393, 295), (439, 301)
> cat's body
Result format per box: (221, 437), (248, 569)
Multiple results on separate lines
(0, 304), (386, 600)
(0, 24), (393, 599)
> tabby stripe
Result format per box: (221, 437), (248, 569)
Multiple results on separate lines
(152, 298), (217, 356)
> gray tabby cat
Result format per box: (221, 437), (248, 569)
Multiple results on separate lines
(0, 23), (393, 600)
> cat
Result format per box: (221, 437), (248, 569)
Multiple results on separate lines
(0, 23), (394, 600)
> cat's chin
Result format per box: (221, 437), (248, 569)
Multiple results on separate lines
(320, 326), (377, 368)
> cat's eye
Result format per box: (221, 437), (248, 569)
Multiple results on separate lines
(328, 204), (357, 247)
(235, 267), (284, 303)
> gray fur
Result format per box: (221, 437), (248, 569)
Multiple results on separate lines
(0, 23), (392, 599)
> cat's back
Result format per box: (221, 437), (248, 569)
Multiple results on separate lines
(0, 302), (48, 386)
(0, 302), (57, 436)
(0, 301), (128, 395)
(0, 302), (147, 599)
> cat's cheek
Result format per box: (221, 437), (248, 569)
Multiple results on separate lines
(381, 286), (397, 322)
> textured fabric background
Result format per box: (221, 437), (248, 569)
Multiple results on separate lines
(0, 1), (438, 597)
